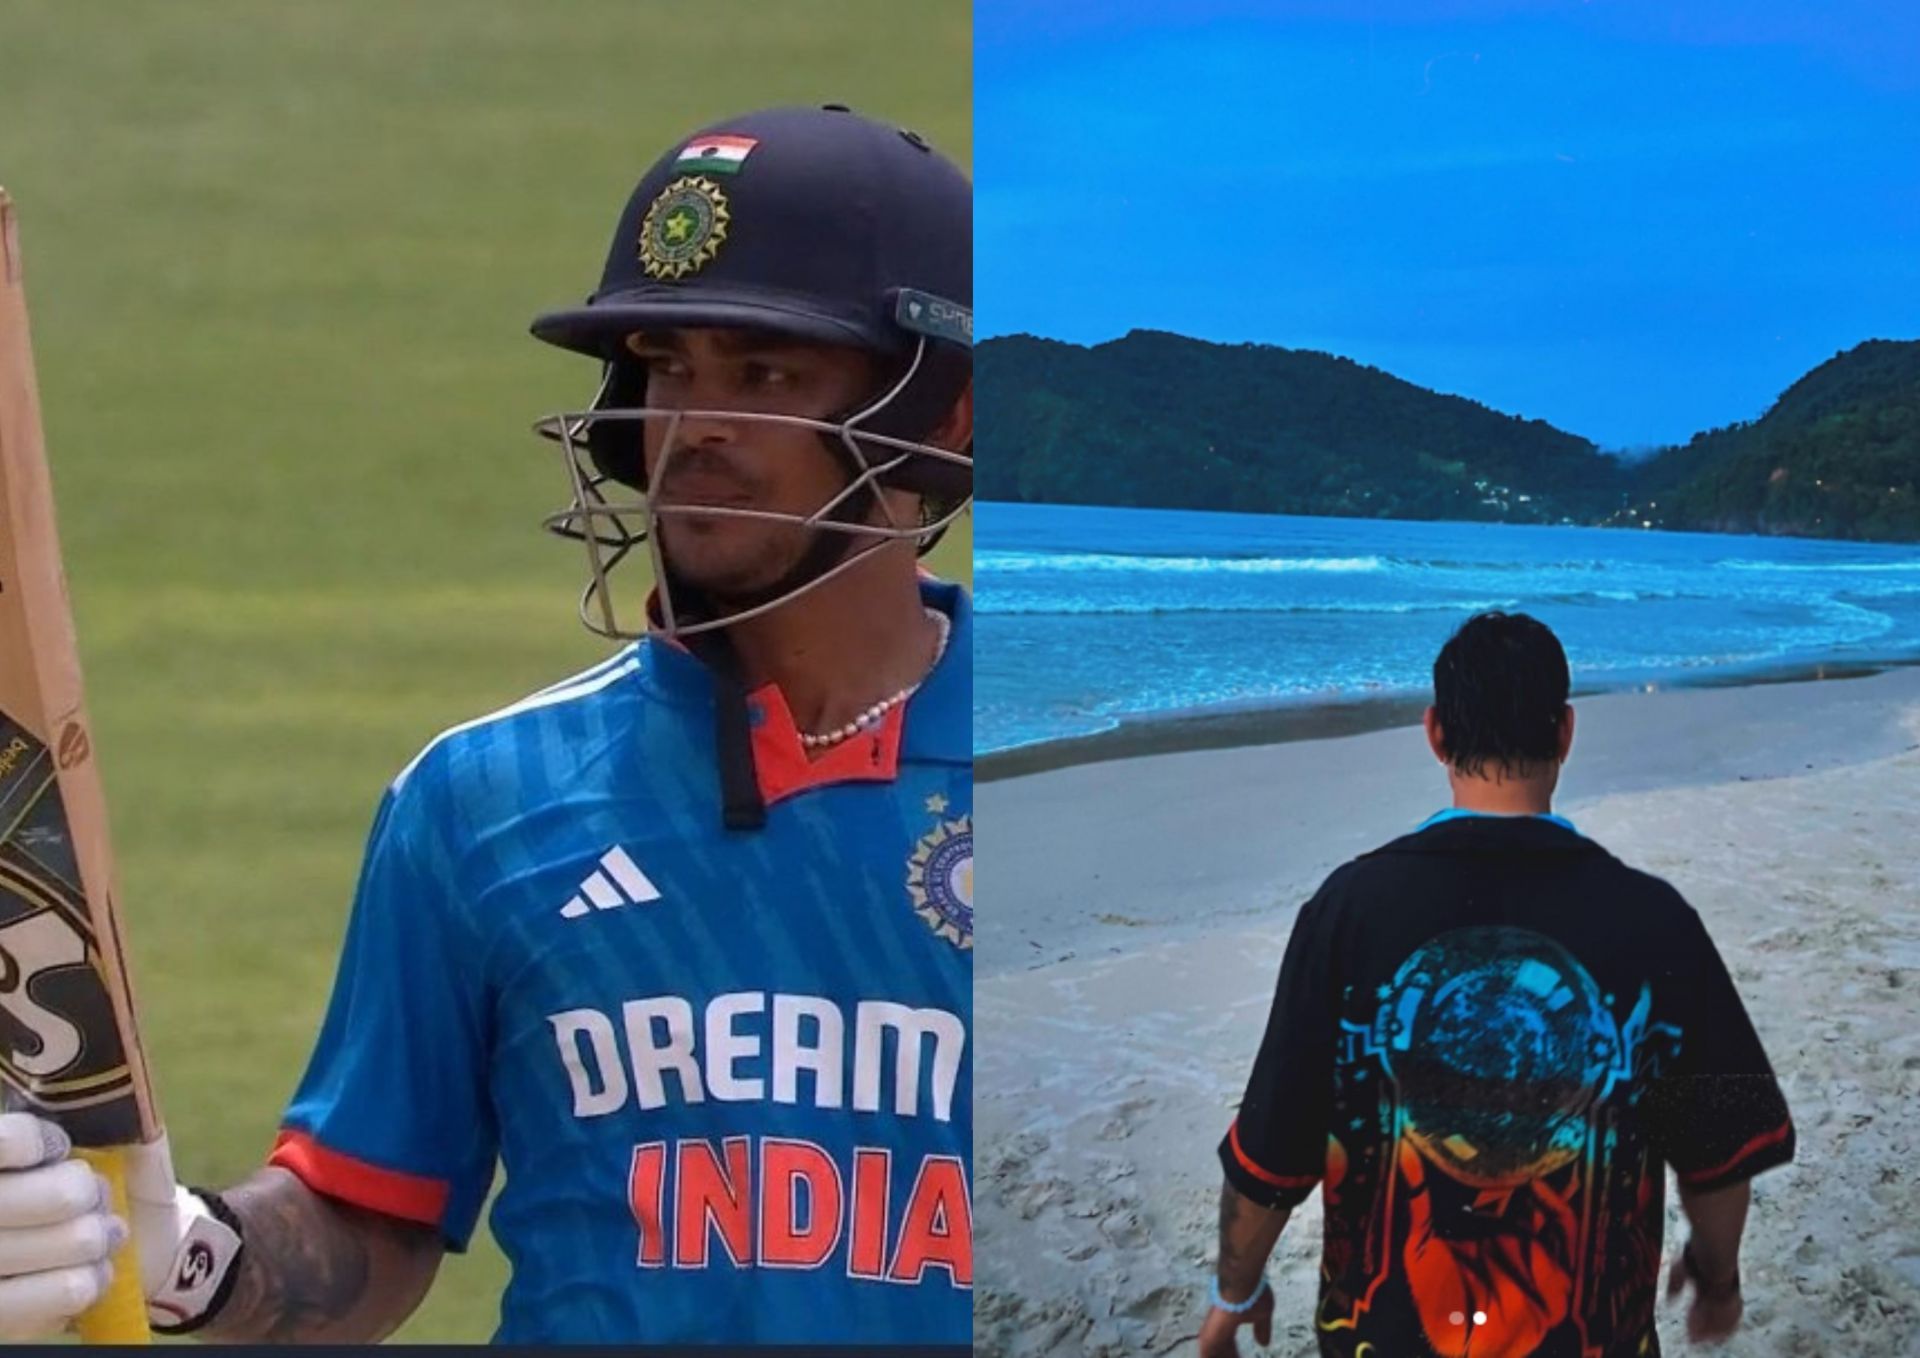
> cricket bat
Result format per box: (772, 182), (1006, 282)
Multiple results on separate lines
(0, 188), (158, 1344)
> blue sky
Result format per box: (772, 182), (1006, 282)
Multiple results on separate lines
(977, 0), (1920, 448)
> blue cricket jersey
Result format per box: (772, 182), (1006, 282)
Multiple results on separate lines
(272, 582), (972, 1344)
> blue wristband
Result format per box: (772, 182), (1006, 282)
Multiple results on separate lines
(1209, 1277), (1270, 1314)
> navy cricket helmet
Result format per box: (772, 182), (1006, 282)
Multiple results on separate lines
(528, 104), (973, 639)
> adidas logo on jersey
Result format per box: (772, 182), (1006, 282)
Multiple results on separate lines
(559, 846), (661, 919)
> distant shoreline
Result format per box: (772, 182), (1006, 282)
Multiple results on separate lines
(977, 653), (1920, 782)
(977, 496), (1920, 545)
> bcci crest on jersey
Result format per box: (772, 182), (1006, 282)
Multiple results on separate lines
(908, 812), (971, 951)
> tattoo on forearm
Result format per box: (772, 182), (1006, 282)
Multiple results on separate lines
(200, 1167), (442, 1344)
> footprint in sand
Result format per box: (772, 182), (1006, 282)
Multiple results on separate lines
(1013, 1132), (1051, 1158)
(1010, 1177), (1067, 1221)
(1096, 1097), (1156, 1142)
(1825, 1263), (1917, 1339)
(1752, 925), (1813, 951)
(1098, 1213), (1152, 1252)
(1107, 1284), (1170, 1320)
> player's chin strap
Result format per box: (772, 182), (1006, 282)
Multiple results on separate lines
(655, 453), (894, 837)
(705, 643), (769, 835)
(659, 582), (768, 833)
(645, 342), (959, 832)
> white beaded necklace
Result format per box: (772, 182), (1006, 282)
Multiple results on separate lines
(798, 607), (952, 751)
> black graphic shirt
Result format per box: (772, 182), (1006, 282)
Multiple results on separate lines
(1219, 813), (1794, 1358)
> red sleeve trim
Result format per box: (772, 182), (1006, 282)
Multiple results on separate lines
(1227, 1120), (1320, 1189)
(1678, 1119), (1793, 1186)
(269, 1129), (450, 1227)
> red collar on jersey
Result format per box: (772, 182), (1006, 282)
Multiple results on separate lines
(745, 683), (905, 805)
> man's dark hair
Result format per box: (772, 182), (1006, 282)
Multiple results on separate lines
(1432, 611), (1570, 777)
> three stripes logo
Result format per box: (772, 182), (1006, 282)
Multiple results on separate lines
(559, 846), (662, 920)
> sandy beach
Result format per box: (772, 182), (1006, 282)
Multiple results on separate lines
(976, 666), (1920, 1358)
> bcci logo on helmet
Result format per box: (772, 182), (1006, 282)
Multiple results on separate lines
(638, 176), (731, 280)
(907, 813), (971, 951)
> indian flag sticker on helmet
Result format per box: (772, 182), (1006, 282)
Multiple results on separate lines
(672, 133), (759, 176)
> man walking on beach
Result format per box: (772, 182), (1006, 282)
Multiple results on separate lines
(1200, 612), (1794, 1358)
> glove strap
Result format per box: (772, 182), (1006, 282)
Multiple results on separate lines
(147, 1187), (245, 1336)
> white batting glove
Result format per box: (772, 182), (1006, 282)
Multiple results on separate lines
(0, 1112), (242, 1337)
(0, 1111), (122, 1339)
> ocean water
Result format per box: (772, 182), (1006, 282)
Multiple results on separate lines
(975, 503), (1920, 753)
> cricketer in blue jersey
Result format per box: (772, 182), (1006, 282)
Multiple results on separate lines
(0, 105), (973, 1348)
(273, 577), (972, 1344)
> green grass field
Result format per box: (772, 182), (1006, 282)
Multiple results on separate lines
(0, 2), (968, 1339)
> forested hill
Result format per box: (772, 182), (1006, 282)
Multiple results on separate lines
(976, 331), (1625, 523)
(979, 331), (1920, 541)
(1621, 340), (1920, 541)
